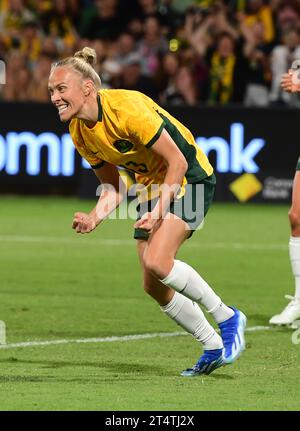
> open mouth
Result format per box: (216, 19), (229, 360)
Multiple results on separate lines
(57, 103), (69, 114)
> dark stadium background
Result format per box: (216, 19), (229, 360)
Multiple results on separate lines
(1, 0), (300, 202)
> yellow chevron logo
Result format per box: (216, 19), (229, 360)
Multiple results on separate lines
(229, 173), (262, 202)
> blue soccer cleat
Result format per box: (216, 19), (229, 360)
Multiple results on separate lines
(218, 307), (247, 364)
(181, 348), (225, 377)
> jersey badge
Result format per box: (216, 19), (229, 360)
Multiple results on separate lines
(113, 140), (134, 153)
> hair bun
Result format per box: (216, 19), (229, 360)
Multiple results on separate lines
(74, 47), (97, 66)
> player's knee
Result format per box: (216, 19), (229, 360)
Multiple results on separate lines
(288, 207), (300, 230)
(143, 254), (173, 280)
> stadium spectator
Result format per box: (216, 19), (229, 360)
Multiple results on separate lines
(1, 48), (30, 100)
(133, 0), (183, 35)
(243, 0), (275, 43)
(113, 32), (138, 66)
(159, 58), (198, 105)
(118, 52), (159, 100)
(0, 0), (36, 33)
(92, 38), (108, 71)
(238, 12), (272, 106)
(174, 65), (198, 105)
(98, 31), (140, 87)
(40, 35), (60, 59)
(137, 16), (169, 77)
(184, 4), (229, 58)
(15, 66), (31, 99)
(275, 0), (300, 39)
(137, 0), (159, 16)
(134, 0), (166, 24)
(184, 2), (240, 48)
(2, 0), (300, 106)
(184, 3), (248, 103)
(78, 0), (124, 41)
(157, 0), (184, 36)
(118, 31), (136, 53)
(28, 51), (53, 101)
(156, 51), (180, 97)
(0, 0), (36, 50)
(19, 18), (42, 67)
(39, 0), (78, 50)
(205, 32), (249, 104)
(269, 26), (300, 104)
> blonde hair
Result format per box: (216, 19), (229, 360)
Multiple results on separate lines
(51, 47), (101, 90)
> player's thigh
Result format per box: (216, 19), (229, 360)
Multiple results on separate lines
(137, 216), (189, 263)
(137, 240), (152, 288)
(137, 239), (147, 268)
(148, 213), (190, 254)
(143, 213), (190, 278)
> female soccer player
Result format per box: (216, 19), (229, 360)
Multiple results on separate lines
(269, 69), (300, 327)
(48, 47), (247, 376)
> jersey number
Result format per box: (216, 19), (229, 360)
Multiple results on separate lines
(120, 161), (149, 174)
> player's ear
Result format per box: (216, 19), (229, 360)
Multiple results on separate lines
(83, 80), (94, 96)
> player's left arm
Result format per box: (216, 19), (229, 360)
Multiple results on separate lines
(134, 129), (188, 231)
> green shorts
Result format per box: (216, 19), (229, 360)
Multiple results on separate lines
(296, 157), (300, 171)
(134, 174), (216, 240)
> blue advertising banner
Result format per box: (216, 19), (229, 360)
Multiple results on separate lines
(0, 103), (298, 202)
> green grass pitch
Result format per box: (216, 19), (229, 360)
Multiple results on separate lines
(0, 196), (300, 411)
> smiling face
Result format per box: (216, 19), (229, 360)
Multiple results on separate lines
(48, 66), (86, 122)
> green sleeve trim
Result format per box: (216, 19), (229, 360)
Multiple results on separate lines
(91, 161), (106, 169)
(145, 121), (165, 148)
(97, 94), (103, 122)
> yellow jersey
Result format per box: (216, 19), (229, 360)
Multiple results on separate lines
(69, 89), (213, 200)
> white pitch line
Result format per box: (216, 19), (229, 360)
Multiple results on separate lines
(0, 326), (272, 350)
(0, 235), (134, 247)
(246, 325), (271, 332)
(0, 235), (287, 251)
(0, 331), (186, 349)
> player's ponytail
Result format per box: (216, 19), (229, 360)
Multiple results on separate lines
(51, 47), (101, 90)
(74, 47), (97, 67)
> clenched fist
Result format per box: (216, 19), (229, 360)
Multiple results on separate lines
(134, 212), (161, 233)
(281, 69), (300, 93)
(72, 212), (97, 234)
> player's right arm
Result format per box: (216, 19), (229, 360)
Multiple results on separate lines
(72, 163), (127, 234)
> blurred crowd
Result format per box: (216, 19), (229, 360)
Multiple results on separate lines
(1, 0), (300, 106)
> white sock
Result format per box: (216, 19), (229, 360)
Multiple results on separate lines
(289, 236), (300, 298)
(161, 260), (234, 323)
(160, 291), (223, 350)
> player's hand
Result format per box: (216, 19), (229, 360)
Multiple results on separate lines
(72, 212), (97, 234)
(134, 212), (160, 233)
(281, 72), (293, 92)
(281, 70), (300, 92)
